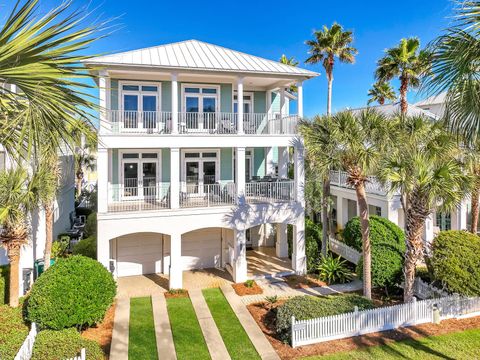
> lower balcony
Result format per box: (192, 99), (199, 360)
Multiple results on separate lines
(107, 180), (295, 213)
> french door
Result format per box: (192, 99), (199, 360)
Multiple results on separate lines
(183, 86), (219, 132)
(121, 84), (159, 130)
(122, 159), (157, 199)
(184, 157), (218, 195)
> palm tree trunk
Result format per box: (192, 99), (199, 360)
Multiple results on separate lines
(7, 247), (20, 307)
(321, 177), (330, 256)
(76, 172), (83, 198)
(327, 77), (333, 116)
(399, 76), (408, 114)
(471, 178), (480, 234)
(403, 199), (428, 302)
(43, 203), (54, 270)
(354, 181), (372, 300)
(379, 98), (385, 105)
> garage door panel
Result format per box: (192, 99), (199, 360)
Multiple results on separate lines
(116, 233), (162, 277)
(182, 229), (221, 270)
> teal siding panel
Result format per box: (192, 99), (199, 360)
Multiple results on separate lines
(162, 81), (172, 112)
(111, 80), (119, 110)
(220, 148), (233, 181)
(112, 149), (119, 185)
(162, 149), (170, 182)
(254, 91), (266, 113)
(254, 148), (265, 177)
(273, 146), (278, 164)
(271, 92), (280, 113)
(221, 84), (232, 112)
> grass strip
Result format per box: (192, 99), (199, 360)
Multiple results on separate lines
(129, 297), (158, 360)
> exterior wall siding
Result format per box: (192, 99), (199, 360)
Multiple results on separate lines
(220, 148), (233, 181)
(254, 91), (266, 113)
(162, 148), (170, 182)
(254, 148), (265, 177)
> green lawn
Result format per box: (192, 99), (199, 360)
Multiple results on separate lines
(166, 296), (211, 360)
(307, 328), (480, 359)
(202, 288), (260, 360)
(129, 297), (158, 360)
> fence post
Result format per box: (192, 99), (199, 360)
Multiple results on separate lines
(412, 297), (417, 324)
(354, 306), (359, 334)
(291, 316), (296, 348)
(81, 348), (86, 360)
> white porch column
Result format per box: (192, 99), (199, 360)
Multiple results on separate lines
(276, 224), (288, 258)
(171, 73), (179, 134)
(236, 147), (246, 203)
(280, 88), (285, 118)
(237, 77), (244, 134)
(387, 197), (402, 228)
(265, 147), (275, 176)
(97, 148), (108, 213)
(278, 146), (289, 178)
(423, 214), (435, 245)
(335, 196), (344, 232)
(294, 143), (305, 206)
(266, 90), (273, 115)
(169, 233), (182, 289)
(292, 213), (306, 274)
(99, 72), (110, 135)
(297, 81), (304, 118)
(170, 148), (180, 209)
(454, 199), (469, 230)
(97, 220), (110, 270)
(233, 229), (248, 282)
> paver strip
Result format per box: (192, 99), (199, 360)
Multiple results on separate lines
(152, 295), (177, 360)
(221, 285), (280, 360)
(189, 289), (231, 360)
(110, 297), (130, 360)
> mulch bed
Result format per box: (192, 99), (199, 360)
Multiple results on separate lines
(164, 289), (189, 299)
(232, 281), (263, 296)
(247, 301), (480, 360)
(82, 303), (116, 358)
(283, 275), (326, 289)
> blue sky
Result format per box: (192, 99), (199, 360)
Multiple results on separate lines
(2, 0), (455, 117)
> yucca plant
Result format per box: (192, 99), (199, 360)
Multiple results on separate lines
(317, 255), (353, 285)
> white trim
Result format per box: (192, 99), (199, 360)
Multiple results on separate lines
(180, 83), (221, 113)
(233, 91), (254, 114)
(180, 149), (221, 193)
(118, 80), (162, 112)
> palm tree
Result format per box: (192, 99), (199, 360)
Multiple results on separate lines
(280, 54), (300, 93)
(36, 153), (60, 271)
(375, 38), (431, 114)
(378, 115), (471, 302)
(423, 1), (480, 143)
(0, 168), (40, 307)
(464, 140), (480, 233)
(301, 109), (392, 299)
(0, 0), (105, 159)
(305, 23), (358, 116)
(367, 81), (397, 105)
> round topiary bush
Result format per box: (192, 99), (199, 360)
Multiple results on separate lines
(431, 230), (480, 296)
(27, 255), (116, 330)
(343, 215), (406, 292)
(276, 294), (374, 342)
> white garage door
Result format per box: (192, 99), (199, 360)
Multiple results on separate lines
(182, 229), (222, 270)
(116, 233), (162, 277)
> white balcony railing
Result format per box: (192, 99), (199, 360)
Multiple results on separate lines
(180, 182), (237, 208)
(108, 183), (170, 212)
(245, 180), (295, 203)
(105, 110), (298, 135)
(108, 110), (172, 134)
(329, 170), (390, 196)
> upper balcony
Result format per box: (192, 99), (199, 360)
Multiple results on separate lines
(329, 170), (394, 197)
(105, 111), (299, 135)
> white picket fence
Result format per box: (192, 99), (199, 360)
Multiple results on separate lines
(413, 277), (450, 299)
(14, 323), (37, 360)
(66, 348), (86, 360)
(328, 237), (362, 265)
(291, 295), (480, 347)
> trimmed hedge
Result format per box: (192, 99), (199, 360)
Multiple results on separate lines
(0, 305), (29, 359)
(31, 328), (104, 360)
(72, 236), (97, 259)
(288, 219), (322, 271)
(431, 231), (480, 296)
(0, 265), (9, 305)
(276, 294), (374, 342)
(26, 255), (116, 330)
(84, 212), (97, 238)
(343, 216), (405, 291)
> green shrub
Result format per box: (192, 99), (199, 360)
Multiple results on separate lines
(31, 328), (104, 360)
(343, 216), (405, 291)
(431, 231), (480, 296)
(276, 294), (374, 342)
(287, 219), (322, 271)
(317, 255), (353, 284)
(84, 212), (97, 238)
(244, 279), (255, 288)
(72, 236), (96, 259)
(51, 238), (69, 259)
(0, 265), (9, 305)
(0, 305), (29, 359)
(27, 255), (116, 330)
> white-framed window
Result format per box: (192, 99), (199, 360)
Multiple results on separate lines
(119, 150), (161, 198)
(181, 84), (220, 131)
(119, 81), (161, 129)
(233, 92), (254, 114)
(181, 149), (220, 194)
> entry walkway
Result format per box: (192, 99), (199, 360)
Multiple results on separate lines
(247, 246), (294, 279)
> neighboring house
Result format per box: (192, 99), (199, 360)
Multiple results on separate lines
(0, 145), (76, 296)
(84, 39), (318, 289)
(331, 97), (468, 242)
